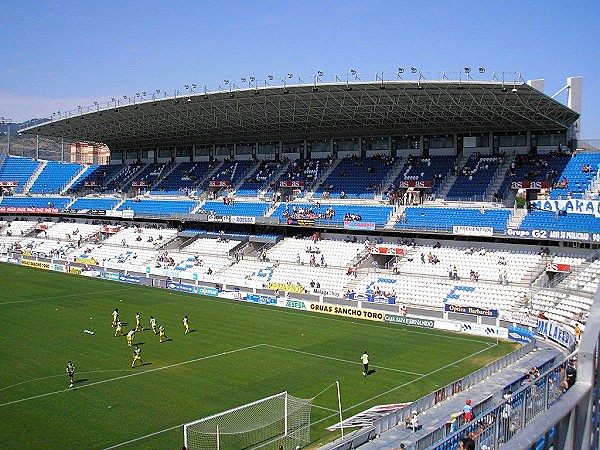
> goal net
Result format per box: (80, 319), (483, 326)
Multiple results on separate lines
(184, 391), (312, 450)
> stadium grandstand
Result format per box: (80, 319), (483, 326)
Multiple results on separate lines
(2, 73), (599, 450)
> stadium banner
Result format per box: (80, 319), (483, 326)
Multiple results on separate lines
(384, 314), (435, 328)
(445, 303), (498, 318)
(279, 299), (311, 310)
(231, 215), (256, 224)
(530, 199), (600, 217)
(508, 327), (536, 344)
(51, 263), (65, 272)
(286, 218), (315, 226)
(207, 214), (231, 223)
(397, 180), (431, 188)
(308, 303), (384, 322)
(75, 257), (98, 265)
(0, 207), (59, 214)
(100, 226), (120, 233)
(106, 209), (124, 218)
(502, 311), (539, 327)
(196, 285), (219, 296)
(245, 293), (278, 305)
(279, 180), (305, 187)
(0, 180), (18, 186)
(121, 210), (134, 219)
(545, 262), (571, 273)
(506, 227), (600, 243)
(83, 181), (98, 186)
(131, 181), (149, 186)
(267, 282), (306, 294)
(537, 319), (575, 349)
(452, 225), (494, 237)
(348, 292), (395, 304)
(510, 181), (551, 190)
(460, 323), (507, 338)
(68, 266), (83, 275)
(167, 281), (196, 294)
(344, 221), (376, 231)
(371, 246), (404, 256)
(21, 250), (32, 256)
(21, 259), (50, 270)
(100, 272), (140, 284)
(209, 180), (231, 187)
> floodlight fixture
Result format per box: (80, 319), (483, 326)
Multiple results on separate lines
(398, 67), (404, 73)
(478, 67), (485, 73)
(350, 69), (357, 76)
(241, 77), (246, 83)
(317, 71), (323, 77)
(411, 67), (417, 73)
(268, 75), (274, 80)
(464, 67), (471, 73)
(250, 77), (255, 82)
(287, 72), (293, 78)
(224, 79), (230, 84)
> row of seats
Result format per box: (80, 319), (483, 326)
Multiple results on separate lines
(394, 207), (511, 233)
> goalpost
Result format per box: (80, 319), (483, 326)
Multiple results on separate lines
(183, 391), (313, 450)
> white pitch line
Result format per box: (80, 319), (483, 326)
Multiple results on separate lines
(0, 286), (134, 305)
(102, 423), (183, 450)
(0, 368), (138, 392)
(0, 344), (263, 408)
(265, 344), (425, 376)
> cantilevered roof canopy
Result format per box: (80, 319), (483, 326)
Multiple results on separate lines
(20, 80), (579, 150)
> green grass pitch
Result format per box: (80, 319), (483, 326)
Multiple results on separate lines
(0, 263), (517, 449)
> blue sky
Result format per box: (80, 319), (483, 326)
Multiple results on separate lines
(1, 0), (598, 138)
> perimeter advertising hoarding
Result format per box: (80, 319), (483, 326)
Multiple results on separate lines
(511, 181), (550, 190)
(460, 323), (507, 338)
(308, 303), (385, 322)
(344, 221), (376, 231)
(0, 207), (59, 214)
(508, 327), (536, 344)
(452, 225), (494, 237)
(21, 259), (50, 269)
(384, 314), (435, 328)
(506, 227), (600, 243)
(445, 304), (498, 318)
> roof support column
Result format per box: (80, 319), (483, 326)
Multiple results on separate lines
(489, 132), (494, 155)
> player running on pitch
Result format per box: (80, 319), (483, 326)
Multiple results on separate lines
(114, 320), (123, 337)
(112, 308), (119, 327)
(126, 329), (135, 347)
(149, 316), (157, 334)
(135, 312), (142, 331)
(131, 345), (142, 368)
(183, 316), (190, 334)
(361, 351), (369, 377)
(66, 361), (75, 388)
(159, 325), (167, 343)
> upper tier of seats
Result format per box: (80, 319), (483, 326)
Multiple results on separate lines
(549, 153), (600, 199)
(387, 155), (457, 197)
(394, 206), (512, 233)
(152, 161), (213, 195)
(69, 164), (124, 193)
(0, 157), (41, 193)
(236, 161), (282, 196)
(313, 156), (396, 199)
(29, 161), (83, 194)
(497, 154), (570, 196)
(267, 159), (329, 197)
(446, 154), (503, 201)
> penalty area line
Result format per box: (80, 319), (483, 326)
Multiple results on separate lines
(0, 344), (263, 408)
(102, 423), (184, 450)
(265, 344), (425, 376)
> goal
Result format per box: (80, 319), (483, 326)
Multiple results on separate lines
(183, 391), (312, 450)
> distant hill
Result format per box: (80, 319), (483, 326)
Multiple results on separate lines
(0, 118), (48, 135)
